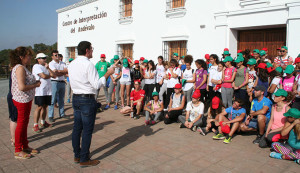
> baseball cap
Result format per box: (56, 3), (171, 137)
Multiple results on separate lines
(274, 89), (288, 97)
(192, 90), (201, 99)
(254, 85), (266, 92)
(100, 54), (106, 58)
(266, 62), (273, 68)
(113, 55), (119, 60)
(283, 108), (300, 119)
(224, 48), (229, 51)
(253, 49), (259, 54)
(134, 60), (139, 64)
(173, 53), (178, 57)
(123, 58), (129, 67)
(223, 56), (233, 62)
(262, 48), (268, 51)
(247, 59), (256, 65)
(180, 56), (184, 59)
(237, 50), (242, 53)
(140, 57), (145, 61)
(174, 84), (182, 89)
(134, 79), (141, 84)
(35, 53), (48, 59)
(234, 56), (244, 63)
(152, 91), (159, 97)
(205, 54), (210, 60)
(110, 58), (114, 66)
(220, 121), (230, 134)
(257, 63), (267, 69)
(223, 51), (230, 55)
(143, 59), (148, 63)
(294, 57), (300, 65)
(284, 65), (294, 74)
(275, 66), (283, 73)
(212, 96), (220, 109)
(69, 58), (74, 62)
(237, 53), (243, 57)
(276, 47), (281, 50)
(182, 79), (187, 86)
(259, 50), (266, 56)
(267, 67), (275, 73)
(281, 46), (288, 50)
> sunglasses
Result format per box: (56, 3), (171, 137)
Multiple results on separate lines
(280, 50), (286, 52)
(39, 57), (47, 60)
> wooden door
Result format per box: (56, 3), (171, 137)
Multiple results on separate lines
(122, 44), (133, 58)
(238, 28), (286, 58)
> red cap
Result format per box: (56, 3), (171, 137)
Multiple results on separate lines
(212, 96), (220, 109)
(257, 63), (267, 69)
(174, 84), (182, 89)
(100, 54), (106, 58)
(294, 57), (300, 65)
(134, 79), (141, 84)
(262, 48), (268, 51)
(214, 84), (221, 91)
(224, 48), (229, 51)
(205, 54), (210, 60)
(237, 50), (242, 53)
(276, 47), (281, 50)
(134, 60), (139, 64)
(192, 90), (201, 99)
(267, 67), (275, 73)
(127, 58), (132, 63)
(220, 121), (231, 134)
(140, 57), (145, 61)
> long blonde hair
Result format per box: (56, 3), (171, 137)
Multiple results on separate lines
(294, 123), (300, 140)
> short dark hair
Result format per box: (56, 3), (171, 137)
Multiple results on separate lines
(51, 50), (58, 56)
(184, 55), (193, 64)
(210, 54), (219, 64)
(170, 59), (179, 67)
(158, 56), (163, 60)
(235, 98), (244, 107)
(58, 54), (63, 58)
(77, 41), (91, 55)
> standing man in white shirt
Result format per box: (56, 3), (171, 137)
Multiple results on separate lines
(48, 50), (68, 122)
(68, 41), (114, 167)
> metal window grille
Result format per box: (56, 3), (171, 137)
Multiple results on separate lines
(119, 0), (132, 19)
(162, 41), (187, 61)
(166, 0), (185, 12)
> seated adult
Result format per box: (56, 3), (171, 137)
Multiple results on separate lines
(144, 91), (164, 125)
(120, 80), (145, 119)
(240, 85), (273, 144)
(259, 89), (290, 148)
(212, 99), (246, 144)
(164, 84), (185, 124)
(178, 90), (205, 133)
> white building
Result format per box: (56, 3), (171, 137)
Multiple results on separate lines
(57, 0), (300, 64)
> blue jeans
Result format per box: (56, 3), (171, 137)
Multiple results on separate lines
(72, 95), (97, 162)
(48, 81), (65, 118)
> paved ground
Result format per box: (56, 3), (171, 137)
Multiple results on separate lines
(0, 92), (299, 173)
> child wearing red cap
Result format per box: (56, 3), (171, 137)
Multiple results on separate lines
(178, 90), (205, 133)
(164, 84), (185, 124)
(212, 99), (246, 144)
(203, 96), (225, 135)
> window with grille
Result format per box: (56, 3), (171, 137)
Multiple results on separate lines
(68, 47), (77, 59)
(117, 44), (133, 59)
(162, 41), (187, 61)
(120, 0), (132, 19)
(166, 0), (185, 11)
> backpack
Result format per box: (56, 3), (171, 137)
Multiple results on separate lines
(150, 100), (162, 111)
(171, 93), (183, 103)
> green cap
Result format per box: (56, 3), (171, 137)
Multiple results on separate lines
(143, 59), (148, 63)
(275, 66), (283, 73)
(114, 55), (119, 60)
(69, 58), (74, 62)
(234, 56), (244, 63)
(123, 58), (129, 67)
(182, 79), (187, 86)
(283, 108), (300, 119)
(180, 56), (184, 59)
(281, 46), (288, 50)
(173, 53), (178, 56)
(237, 53), (243, 57)
(259, 50), (266, 56)
(247, 58), (257, 65)
(297, 54), (300, 58)
(274, 89), (288, 97)
(266, 62), (273, 68)
(152, 91), (159, 97)
(223, 51), (230, 55)
(223, 56), (233, 62)
(253, 49), (259, 54)
(284, 65), (294, 74)
(110, 58), (114, 66)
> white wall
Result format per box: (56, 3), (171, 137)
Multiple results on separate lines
(57, 0), (300, 64)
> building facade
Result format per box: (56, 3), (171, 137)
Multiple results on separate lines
(57, 0), (300, 64)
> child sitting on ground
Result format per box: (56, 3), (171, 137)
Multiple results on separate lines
(178, 90), (205, 133)
(144, 91), (164, 125)
(213, 98), (246, 144)
(270, 108), (300, 164)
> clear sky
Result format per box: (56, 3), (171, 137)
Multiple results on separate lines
(0, 0), (81, 50)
